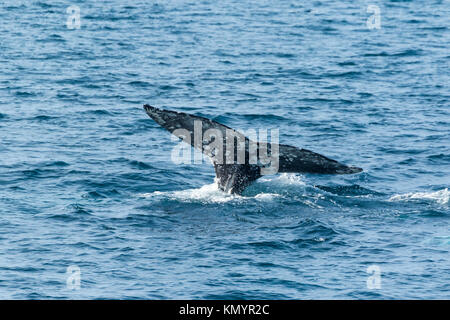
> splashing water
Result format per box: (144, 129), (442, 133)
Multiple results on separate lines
(139, 182), (282, 204)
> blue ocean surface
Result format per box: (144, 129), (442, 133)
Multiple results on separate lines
(0, 0), (449, 299)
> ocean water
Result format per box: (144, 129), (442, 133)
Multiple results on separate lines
(0, 0), (449, 299)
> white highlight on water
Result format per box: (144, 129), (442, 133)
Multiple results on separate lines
(258, 173), (306, 186)
(389, 188), (449, 205)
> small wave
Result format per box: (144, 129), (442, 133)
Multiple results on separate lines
(389, 188), (449, 205)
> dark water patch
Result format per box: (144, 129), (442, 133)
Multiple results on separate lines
(0, 266), (45, 272)
(276, 68), (318, 79)
(338, 61), (357, 66)
(214, 113), (287, 123)
(249, 261), (297, 271)
(397, 158), (417, 165)
(315, 184), (382, 196)
(102, 189), (122, 197)
(45, 213), (80, 222)
(55, 94), (82, 102)
(419, 134), (441, 143)
(306, 25), (338, 33)
(41, 161), (70, 167)
(5, 4), (26, 10)
(9, 186), (25, 191)
(34, 1), (54, 8)
(66, 169), (92, 176)
(80, 109), (113, 116)
(377, 147), (426, 155)
(427, 154), (450, 164)
(406, 19), (424, 24)
(241, 113), (288, 122)
(364, 49), (423, 57)
(274, 53), (296, 58)
(20, 168), (62, 179)
(358, 92), (374, 98)
(347, 290), (387, 299)
(419, 26), (447, 31)
(323, 71), (363, 78)
(159, 84), (179, 91)
(392, 49), (424, 57)
(419, 209), (448, 218)
(129, 81), (154, 88)
(82, 83), (104, 89)
(30, 115), (59, 122)
(37, 34), (65, 43)
(15, 91), (37, 97)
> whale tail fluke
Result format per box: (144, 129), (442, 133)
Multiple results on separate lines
(144, 105), (362, 194)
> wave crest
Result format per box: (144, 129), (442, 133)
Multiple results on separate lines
(389, 188), (449, 205)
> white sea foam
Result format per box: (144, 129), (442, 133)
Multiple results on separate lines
(139, 182), (281, 204)
(138, 174), (308, 203)
(258, 173), (306, 186)
(389, 188), (449, 205)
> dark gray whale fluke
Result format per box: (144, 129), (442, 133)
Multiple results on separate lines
(144, 104), (362, 194)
